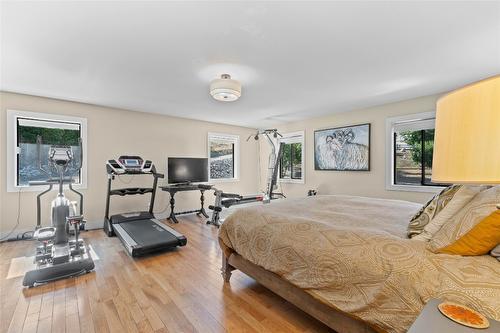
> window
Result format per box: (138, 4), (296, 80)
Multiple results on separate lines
(7, 110), (87, 192)
(386, 112), (444, 192)
(394, 128), (438, 186)
(208, 133), (239, 181)
(279, 131), (304, 183)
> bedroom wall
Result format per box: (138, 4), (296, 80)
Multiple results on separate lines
(262, 94), (442, 204)
(0, 92), (259, 236)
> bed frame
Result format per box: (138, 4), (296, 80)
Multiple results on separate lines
(222, 252), (379, 333)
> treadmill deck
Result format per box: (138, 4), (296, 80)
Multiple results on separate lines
(111, 217), (187, 256)
(119, 219), (180, 247)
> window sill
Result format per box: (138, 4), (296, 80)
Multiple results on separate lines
(209, 178), (240, 183)
(386, 184), (443, 193)
(279, 179), (304, 184)
(7, 183), (87, 193)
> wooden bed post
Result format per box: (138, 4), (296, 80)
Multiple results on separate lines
(221, 253), (235, 283)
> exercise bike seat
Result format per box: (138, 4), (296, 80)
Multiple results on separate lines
(34, 227), (56, 242)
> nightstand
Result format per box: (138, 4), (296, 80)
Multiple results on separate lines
(408, 299), (500, 332)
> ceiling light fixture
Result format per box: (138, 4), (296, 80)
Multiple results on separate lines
(210, 74), (241, 102)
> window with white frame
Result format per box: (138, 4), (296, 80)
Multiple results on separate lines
(279, 131), (304, 183)
(386, 112), (445, 192)
(7, 110), (87, 192)
(208, 133), (239, 181)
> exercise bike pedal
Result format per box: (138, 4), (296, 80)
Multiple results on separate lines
(36, 243), (53, 252)
(35, 252), (53, 262)
(68, 239), (85, 246)
(70, 247), (86, 257)
(33, 227), (56, 242)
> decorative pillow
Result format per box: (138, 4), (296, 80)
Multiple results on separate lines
(437, 210), (500, 255)
(413, 186), (484, 241)
(491, 244), (500, 261)
(428, 186), (500, 252)
(407, 185), (461, 238)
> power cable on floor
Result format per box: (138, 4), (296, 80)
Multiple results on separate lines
(0, 188), (26, 243)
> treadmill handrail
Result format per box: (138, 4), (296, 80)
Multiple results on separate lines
(109, 187), (154, 196)
(108, 170), (164, 176)
(104, 158), (162, 221)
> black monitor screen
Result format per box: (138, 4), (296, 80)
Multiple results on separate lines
(168, 157), (208, 184)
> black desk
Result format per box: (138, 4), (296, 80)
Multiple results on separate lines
(160, 184), (213, 223)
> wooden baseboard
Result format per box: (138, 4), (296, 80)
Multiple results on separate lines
(224, 253), (379, 333)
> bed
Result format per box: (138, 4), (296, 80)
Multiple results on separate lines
(218, 195), (500, 333)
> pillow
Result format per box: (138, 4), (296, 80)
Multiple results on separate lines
(413, 186), (484, 241)
(437, 210), (500, 255)
(407, 185), (461, 238)
(428, 186), (500, 252)
(491, 244), (500, 261)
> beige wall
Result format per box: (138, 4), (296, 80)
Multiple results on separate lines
(1, 91), (441, 236)
(0, 92), (260, 235)
(263, 94), (441, 204)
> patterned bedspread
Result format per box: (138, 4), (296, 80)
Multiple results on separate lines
(218, 195), (500, 333)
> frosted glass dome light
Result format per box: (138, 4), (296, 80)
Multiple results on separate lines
(210, 74), (241, 102)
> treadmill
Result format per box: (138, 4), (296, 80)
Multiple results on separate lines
(104, 156), (187, 256)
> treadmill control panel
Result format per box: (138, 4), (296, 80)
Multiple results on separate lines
(106, 156), (154, 174)
(119, 156), (143, 170)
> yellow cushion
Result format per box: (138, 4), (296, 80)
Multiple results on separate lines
(437, 210), (500, 256)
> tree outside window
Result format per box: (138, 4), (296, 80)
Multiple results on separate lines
(278, 132), (304, 182)
(394, 129), (439, 186)
(17, 118), (82, 186)
(280, 142), (302, 180)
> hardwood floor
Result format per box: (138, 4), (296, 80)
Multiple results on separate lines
(0, 215), (333, 333)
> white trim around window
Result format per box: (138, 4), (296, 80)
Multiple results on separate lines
(207, 132), (240, 182)
(6, 110), (88, 192)
(385, 111), (442, 193)
(278, 130), (305, 184)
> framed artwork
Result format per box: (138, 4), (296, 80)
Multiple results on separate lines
(314, 123), (370, 171)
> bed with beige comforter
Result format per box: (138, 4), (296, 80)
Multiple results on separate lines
(218, 195), (500, 333)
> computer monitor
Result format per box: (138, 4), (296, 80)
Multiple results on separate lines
(167, 157), (208, 184)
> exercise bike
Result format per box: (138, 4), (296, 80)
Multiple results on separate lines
(23, 136), (94, 287)
(206, 129), (285, 227)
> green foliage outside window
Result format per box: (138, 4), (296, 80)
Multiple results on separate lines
(400, 129), (435, 168)
(291, 143), (301, 166)
(18, 126), (80, 145)
(280, 142), (302, 179)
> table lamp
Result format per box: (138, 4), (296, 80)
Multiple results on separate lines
(432, 75), (500, 207)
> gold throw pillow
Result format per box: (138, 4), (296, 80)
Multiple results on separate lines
(437, 210), (500, 255)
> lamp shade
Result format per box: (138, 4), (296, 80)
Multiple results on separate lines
(432, 75), (500, 184)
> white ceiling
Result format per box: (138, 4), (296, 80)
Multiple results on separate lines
(1, 1), (499, 128)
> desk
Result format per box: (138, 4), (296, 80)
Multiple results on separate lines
(160, 184), (212, 223)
